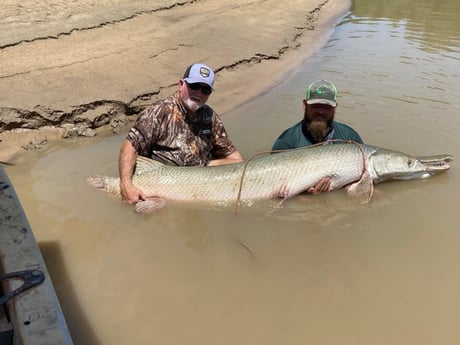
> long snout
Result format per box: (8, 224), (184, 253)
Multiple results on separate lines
(418, 154), (454, 173)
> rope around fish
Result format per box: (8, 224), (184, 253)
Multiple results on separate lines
(233, 140), (367, 212)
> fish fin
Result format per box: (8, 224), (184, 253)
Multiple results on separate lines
(87, 175), (108, 191)
(346, 171), (374, 204)
(87, 175), (122, 195)
(134, 198), (166, 214)
(135, 156), (164, 174)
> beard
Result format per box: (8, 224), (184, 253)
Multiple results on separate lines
(305, 119), (331, 142)
(183, 97), (203, 112)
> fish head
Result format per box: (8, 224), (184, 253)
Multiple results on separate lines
(369, 147), (454, 183)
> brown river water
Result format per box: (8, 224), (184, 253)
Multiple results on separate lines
(4, 0), (460, 344)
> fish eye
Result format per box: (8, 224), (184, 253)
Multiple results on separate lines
(407, 159), (413, 166)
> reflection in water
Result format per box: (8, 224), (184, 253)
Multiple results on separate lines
(352, 0), (460, 53)
(160, 207), (213, 253)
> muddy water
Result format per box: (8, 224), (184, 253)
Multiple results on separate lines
(4, 0), (460, 344)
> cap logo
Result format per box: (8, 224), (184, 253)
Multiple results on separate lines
(200, 67), (210, 78)
(316, 86), (329, 96)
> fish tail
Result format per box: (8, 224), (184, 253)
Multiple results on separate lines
(87, 175), (122, 196)
(87, 175), (110, 191)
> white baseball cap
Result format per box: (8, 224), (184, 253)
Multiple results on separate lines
(183, 63), (215, 87)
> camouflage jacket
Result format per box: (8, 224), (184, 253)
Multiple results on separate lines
(127, 92), (237, 166)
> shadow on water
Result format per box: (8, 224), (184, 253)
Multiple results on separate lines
(38, 241), (101, 345)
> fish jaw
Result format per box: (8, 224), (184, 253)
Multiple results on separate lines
(369, 147), (454, 183)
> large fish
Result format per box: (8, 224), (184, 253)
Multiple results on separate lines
(87, 143), (453, 212)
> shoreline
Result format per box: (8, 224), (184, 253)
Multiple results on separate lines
(0, 0), (351, 163)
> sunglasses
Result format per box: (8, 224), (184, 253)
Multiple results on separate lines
(185, 82), (213, 95)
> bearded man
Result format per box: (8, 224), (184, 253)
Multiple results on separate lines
(119, 62), (243, 204)
(272, 80), (363, 194)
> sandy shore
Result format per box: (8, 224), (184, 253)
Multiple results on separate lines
(0, 0), (350, 162)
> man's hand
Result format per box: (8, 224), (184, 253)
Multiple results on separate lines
(307, 177), (332, 195)
(120, 181), (148, 204)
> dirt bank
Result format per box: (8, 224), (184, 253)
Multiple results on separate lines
(0, 0), (350, 162)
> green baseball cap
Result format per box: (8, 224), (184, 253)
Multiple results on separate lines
(305, 80), (337, 107)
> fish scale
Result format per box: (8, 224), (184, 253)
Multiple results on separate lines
(87, 143), (453, 207)
(136, 144), (363, 202)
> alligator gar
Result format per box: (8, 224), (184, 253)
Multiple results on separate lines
(87, 143), (453, 212)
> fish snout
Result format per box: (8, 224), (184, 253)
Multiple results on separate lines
(419, 154), (454, 173)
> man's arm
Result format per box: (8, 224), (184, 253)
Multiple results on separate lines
(118, 139), (148, 203)
(208, 150), (244, 166)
